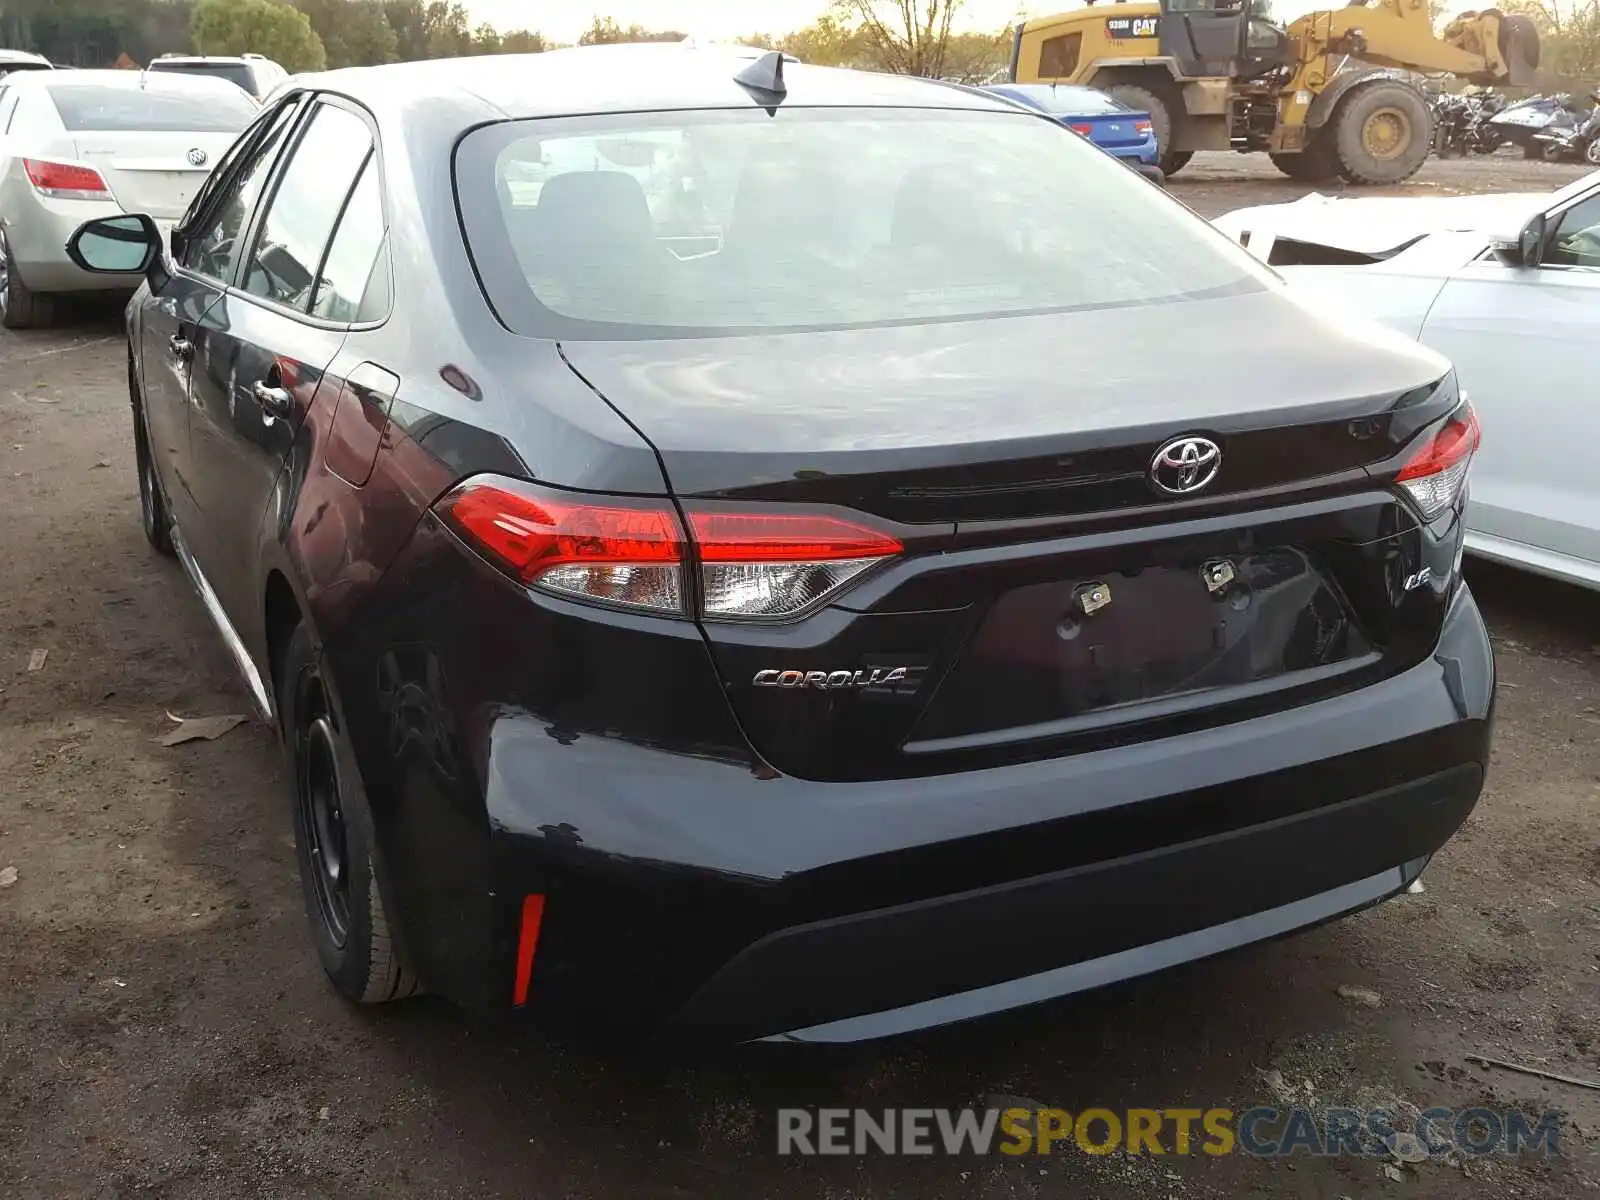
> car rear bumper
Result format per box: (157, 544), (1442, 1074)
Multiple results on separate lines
(479, 583), (1493, 1042)
(4, 197), (142, 294)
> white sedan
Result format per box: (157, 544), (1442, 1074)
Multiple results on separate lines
(1214, 171), (1600, 592)
(0, 68), (258, 328)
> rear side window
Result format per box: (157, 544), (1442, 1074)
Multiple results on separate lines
(310, 157), (388, 322)
(47, 83), (256, 132)
(456, 106), (1267, 340)
(242, 103), (374, 312)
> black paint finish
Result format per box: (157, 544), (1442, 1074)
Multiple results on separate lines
(113, 47), (1495, 1041)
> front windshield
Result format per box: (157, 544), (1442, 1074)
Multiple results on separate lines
(457, 106), (1269, 339)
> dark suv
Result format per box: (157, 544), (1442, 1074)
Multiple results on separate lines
(65, 45), (1494, 1043)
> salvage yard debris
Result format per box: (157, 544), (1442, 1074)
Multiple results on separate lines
(157, 711), (248, 747)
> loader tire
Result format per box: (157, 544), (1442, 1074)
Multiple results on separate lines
(1331, 81), (1433, 185)
(1498, 13), (1541, 75)
(1104, 83), (1188, 175)
(1269, 138), (1340, 182)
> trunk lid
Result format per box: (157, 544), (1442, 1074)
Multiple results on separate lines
(559, 287), (1462, 782)
(73, 132), (237, 220)
(1067, 111), (1149, 149)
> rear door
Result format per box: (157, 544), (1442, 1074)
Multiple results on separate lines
(1418, 185), (1600, 573)
(141, 95), (306, 541)
(184, 95), (379, 630)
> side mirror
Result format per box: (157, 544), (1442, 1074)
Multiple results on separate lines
(1489, 212), (1546, 267)
(65, 213), (163, 276)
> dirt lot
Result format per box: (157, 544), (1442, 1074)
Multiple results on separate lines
(2, 152), (1598, 1199)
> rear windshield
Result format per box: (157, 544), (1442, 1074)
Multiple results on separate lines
(48, 83), (256, 132)
(148, 62), (255, 95)
(1001, 85), (1128, 115)
(456, 107), (1266, 340)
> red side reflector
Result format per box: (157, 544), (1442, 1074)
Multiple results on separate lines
(23, 158), (108, 195)
(512, 893), (546, 1007)
(1069, 123), (1094, 136)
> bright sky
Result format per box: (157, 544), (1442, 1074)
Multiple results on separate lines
(463, 0), (1482, 43)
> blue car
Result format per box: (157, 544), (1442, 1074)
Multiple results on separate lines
(982, 83), (1161, 173)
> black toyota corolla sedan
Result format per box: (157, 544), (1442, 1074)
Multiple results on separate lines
(66, 43), (1493, 1042)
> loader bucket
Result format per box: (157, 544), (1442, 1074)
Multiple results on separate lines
(1499, 13), (1541, 87)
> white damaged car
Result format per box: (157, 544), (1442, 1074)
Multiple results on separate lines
(1214, 171), (1600, 592)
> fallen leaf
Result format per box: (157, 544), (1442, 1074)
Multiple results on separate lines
(157, 714), (247, 746)
(318, 1106), (331, 1121)
(0, 866), (16, 888)
(1382, 1163), (1405, 1183)
(92, 460), (112, 469)
(26, 648), (47, 672)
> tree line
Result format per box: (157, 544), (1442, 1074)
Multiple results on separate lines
(0, 0), (1014, 83)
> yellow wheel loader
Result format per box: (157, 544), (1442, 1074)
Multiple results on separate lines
(1010, 0), (1542, 182)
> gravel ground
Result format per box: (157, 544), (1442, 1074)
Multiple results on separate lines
(1, 152), (1598, 1199)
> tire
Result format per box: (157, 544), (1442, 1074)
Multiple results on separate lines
(279, 622), (419, 1005)
(1586, 139), (1600, 166)
(132, 360), (175, 558)
(1331, 81), (1433, 185)
(1498, 13), (1541, 75)
(0, 230), (57, 330)
(1104, 83), (1188, 175)
(1269, 137), (1341, 182)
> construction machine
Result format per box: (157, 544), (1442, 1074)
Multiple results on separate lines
(1009, 0), (1542, 183)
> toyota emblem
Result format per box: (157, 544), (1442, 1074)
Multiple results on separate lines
(1149, 435), (1222, 495)
(186, 147), (208, 167)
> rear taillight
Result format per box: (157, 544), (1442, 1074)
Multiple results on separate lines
(1395, 401), (1481, 521)
(690, 510), (902, 620)
(1135, 120), (1153, 135)
(23, 158), (108, 200)
(436, 477), (903, 621)
(436, 481), (686, 614)
(1068, 122), (1093, 135)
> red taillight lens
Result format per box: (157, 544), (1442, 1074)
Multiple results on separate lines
(1135, 120), (1153, 134)
(689, 510), (903, 620)
(436, 477), (903, 621)
(1069, 123), (1094, 136)
(23, 158), (108, 199)
(1395, 402), (1481, 520)
(437, 479), (686, 614)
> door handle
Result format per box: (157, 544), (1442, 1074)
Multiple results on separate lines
(252, 381), (292, 421)
(168, 333), (193, 361)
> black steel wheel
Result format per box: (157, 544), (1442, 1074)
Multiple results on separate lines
(279, 622), (419, 1004)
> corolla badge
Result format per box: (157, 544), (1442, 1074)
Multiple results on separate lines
(1149, 435), (1222, 495)
(753, 667), (920, 690)
(186, 147), (208, 166)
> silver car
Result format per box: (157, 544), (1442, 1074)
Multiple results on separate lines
(0, 68), (257, 328)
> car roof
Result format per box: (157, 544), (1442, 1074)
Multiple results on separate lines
(8, 67), (248, 95)
(152, 54), (254, 64)
(0, 49), (51, 65)
(300, 44), (1024, 121)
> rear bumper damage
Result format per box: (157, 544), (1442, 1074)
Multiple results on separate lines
(482, 583), (1493, 1041)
